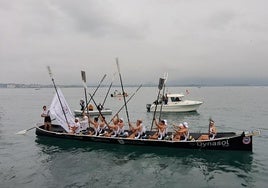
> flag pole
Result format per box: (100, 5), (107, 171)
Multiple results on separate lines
(47, 66), (69, 126)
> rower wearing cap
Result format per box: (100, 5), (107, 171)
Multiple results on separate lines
(118, 117), (125, 136)
(69, 118), (80, 134)
(172, 122), (189, 141)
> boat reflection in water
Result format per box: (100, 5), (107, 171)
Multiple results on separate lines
(35, 136), (254, 187)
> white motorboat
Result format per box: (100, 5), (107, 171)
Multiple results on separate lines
(146, 93), (203, 112)
(74, 108), (112, 117)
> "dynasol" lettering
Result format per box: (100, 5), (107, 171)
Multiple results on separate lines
(197, 140), (230, 148)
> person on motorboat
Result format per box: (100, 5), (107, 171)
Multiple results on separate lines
(80, 98), (85, 111)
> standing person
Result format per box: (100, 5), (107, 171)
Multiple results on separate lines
(80, 98), (85, 111)
(41, 105), (51, 131)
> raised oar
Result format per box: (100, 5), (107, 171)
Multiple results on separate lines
(116, 58), (130, 126)
(82, 74), (107, 114)
(88, 93), (109, 127)
(81, 70), (88, 114)
(108, 84), (142, 125)
(102, 72), (116, 107)
(159, 72), (168, 121)
(150, 77), (165, 131)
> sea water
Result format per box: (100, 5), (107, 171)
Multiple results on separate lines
(0, 86), (268, 188)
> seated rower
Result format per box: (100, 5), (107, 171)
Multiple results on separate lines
(79, 113), (89, 134)
(117, 116), (127, 136)
(127, 119), (144, 139)
(172, 122), (189, 141)
(88, 117), (100, 136)
(99, 116), (107, 134)
(149, 119), (167, 140)
(69, 118), (80, 134)
(198, 119), (217, 140)
(104, 117), (120, 137)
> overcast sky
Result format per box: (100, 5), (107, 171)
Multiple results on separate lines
(1, 0), (268, 85)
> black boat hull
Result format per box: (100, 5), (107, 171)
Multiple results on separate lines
(35, 124), (253, 151)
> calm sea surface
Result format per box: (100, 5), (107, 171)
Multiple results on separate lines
(1, 86), (268, 188)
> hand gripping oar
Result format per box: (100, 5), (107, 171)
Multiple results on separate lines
(116, 58), (130, 126)
(108, 84), (142, 125)
(150, 77), (165, 131)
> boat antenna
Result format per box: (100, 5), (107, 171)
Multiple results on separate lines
(47, 66), (69, 126)
(116, 58), (130, 127)
(150, 77), (165, 131)
(81, 70), (89, 115)
(159, 72), (168, 121)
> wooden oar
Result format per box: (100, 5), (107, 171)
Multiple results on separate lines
(16, 127), (36, 135)
(81, 70), (88, 114)
(159, 72), (168, 121)
(108, 84), (142, 124)
(102, 72), (116, 107)
(88, 93), (109, 127)
(150, 77), (165, 131)
(116, 58), (130, 126)
(82, 74), (107, 114)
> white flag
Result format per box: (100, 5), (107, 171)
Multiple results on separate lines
(49, 88), (74, 132)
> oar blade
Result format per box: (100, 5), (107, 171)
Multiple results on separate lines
(158, 78), (165, 90)
(16, 130), (27, 135)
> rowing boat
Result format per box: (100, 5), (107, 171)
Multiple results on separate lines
(35, 124), (257, 151)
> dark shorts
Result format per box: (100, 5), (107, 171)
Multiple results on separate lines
(44, 116), (51, 123)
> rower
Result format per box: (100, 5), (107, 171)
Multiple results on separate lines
(149, 119), (167, 140)
(172, 122), (189, 141)
(88, 117), (100, 136)
(128, 119), (144, 139)
(198, 119), (217, 140)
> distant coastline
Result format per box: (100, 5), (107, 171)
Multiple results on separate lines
(0, 83), (267, 89)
